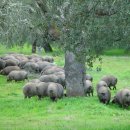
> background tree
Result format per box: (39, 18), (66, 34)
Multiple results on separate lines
(0, 0), (60, 53)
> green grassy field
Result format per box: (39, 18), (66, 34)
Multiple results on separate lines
(0, 45), (130, 130)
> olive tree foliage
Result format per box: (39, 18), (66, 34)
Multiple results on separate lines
(1, 0), (129, 52)
(45, 0), (130, 96)
(31, 0), (130, 70)
(0, 0), (57, 52)
(0, 0), (31, 46)
(47, 0), (130, 58)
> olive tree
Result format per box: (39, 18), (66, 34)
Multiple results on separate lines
(0, 0), (59, 53)
(46, 0), (130, 96)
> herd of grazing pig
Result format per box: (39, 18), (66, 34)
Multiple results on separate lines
(0, 53), (65, 101)
(0, 53), (130, 108)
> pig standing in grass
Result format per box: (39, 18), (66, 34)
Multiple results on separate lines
(23, 62), (39, 73)
(0, 59), (6, 70)
(30, 79), (41, 83)
(42, 56), (54, 63)
(0, 66), (20, 75)
(39, 74), (65, 87)
(112, 88), (130, 108)
(86, 74), (93, 82)
(101, 75), (117, 90)
(7, 70), (28, 82)
(84, 80), (93, 96)
(96, 81), (108, 91)
(36, 82), (49, 100)
(23, 83), (37, 98)
(96, 81), (111, 104)
(41, 65), (64, 75)
(40, 65), (61, 75)
(5, 59), (19, 67)
(37, 61), (54, 72)
(47, 82), (64, 101)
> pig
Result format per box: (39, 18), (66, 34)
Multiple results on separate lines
(101, 75), (117, 90)
(23, 83), (37, 98)
(97, 87), (111, 104)
(86, 74), (93, 82)
(112, 88), (130, 108)
(47, 82), (64, 101)
(84, 80), (93, 96)
(36, 82), (49, 100)
(7, 70), (28, 82)
(0, 66), (20, 75)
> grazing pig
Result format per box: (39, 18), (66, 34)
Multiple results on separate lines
(2, 55), (15, 60)
(0, 59), (6, 70)
(97, 87), (111, 104)
(47, 83), (64, 101)
(30, 79), (41, 83)
(23, 62), (39, 73)
(19, 60), (29, 69)
(40, 65), (59, 75)
(5, 59), (18, 67)
(39, 74), (59, 82)
(43, 56), (54, 63)
(0, 66), (20, 75)
(37, 61), (54, 72)
(39, 74), (65, 87)
(27, 54), (43, 61)
(101, 75), (117, 90)
(54, 71), (65, 76)
(96, 81), (108, 91)
(23, 83), (37, 98)
(56, 73), (65, 87)
(84, 80), (93, 96)
(7, 70), (28, 82)
(36, 82), (49, 100)
(86, 74), (93, 82)
(43, 67), (64, 75)
(112, 88), (130, 108)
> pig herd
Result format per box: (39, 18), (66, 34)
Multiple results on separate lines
(0, 53), (130, 108)
(86, 74), (130, 108)
(0, 53), (65, 101)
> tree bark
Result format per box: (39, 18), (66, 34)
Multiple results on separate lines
(43, 42), (53, 53)
(32, 40), (37, 53)
(65, 51), (86, 97)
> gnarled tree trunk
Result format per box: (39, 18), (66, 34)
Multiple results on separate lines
(65, 51), (86, 97)
(32, 40), (37, 53)
(43, 42), (53, 53)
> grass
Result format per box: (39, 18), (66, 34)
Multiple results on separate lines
(103, 49), (130, 56)
(0, 45), (130, 130)
(0, 44), (32, 55)
(0, 43), (64, 57)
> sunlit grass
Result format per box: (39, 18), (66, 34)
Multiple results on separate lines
(103, 49), (130, 56)
(0, 45), (130, 130)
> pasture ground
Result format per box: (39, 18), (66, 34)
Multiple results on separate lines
(0, 44), (130, 130)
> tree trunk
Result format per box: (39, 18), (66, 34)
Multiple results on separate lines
(32, 40), (37, 53)
(43, 42), (53, 53)
(65, 51), (86, 97)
